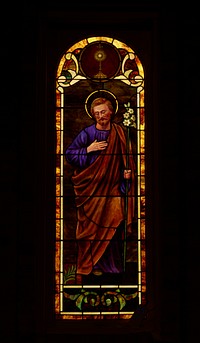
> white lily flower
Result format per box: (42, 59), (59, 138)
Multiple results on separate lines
(123, 119), (131, 126)
(123, 102), (136, 128)
(123, 112), (130, 119)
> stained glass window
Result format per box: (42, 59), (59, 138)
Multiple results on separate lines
(55, 36), (146, 319)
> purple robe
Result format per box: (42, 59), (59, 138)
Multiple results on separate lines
(66, 124), (127, 193)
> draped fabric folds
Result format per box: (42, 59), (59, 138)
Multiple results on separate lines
(71, 123), (135, 275)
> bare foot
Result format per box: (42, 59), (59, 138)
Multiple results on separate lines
(92, 269), (103, 276)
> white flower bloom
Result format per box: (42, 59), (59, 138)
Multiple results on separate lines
(128, 108), (134, 114)
(130, 115), (136, 121)
(123, 112), (130, 119)
(123, 119), (131, 126)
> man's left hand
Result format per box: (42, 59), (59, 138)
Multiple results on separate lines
(124, 169), (131, 179)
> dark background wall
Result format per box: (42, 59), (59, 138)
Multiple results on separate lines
(1, 1), (200, 343)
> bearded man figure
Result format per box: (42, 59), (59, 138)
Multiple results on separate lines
(65, 96), (135, 283)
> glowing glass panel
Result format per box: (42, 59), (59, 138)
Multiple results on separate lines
(55, 36), (146, 319)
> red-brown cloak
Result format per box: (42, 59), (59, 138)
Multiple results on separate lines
(71, 123), (135, 275)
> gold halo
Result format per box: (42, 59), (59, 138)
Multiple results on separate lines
(85, 90), (118, 118)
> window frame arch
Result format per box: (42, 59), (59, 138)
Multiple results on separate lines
(55, 36), (147, 320)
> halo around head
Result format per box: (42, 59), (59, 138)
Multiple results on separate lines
(85, 90), (118, 118)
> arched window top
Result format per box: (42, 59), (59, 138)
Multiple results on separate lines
(57, 36), (144, 92)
